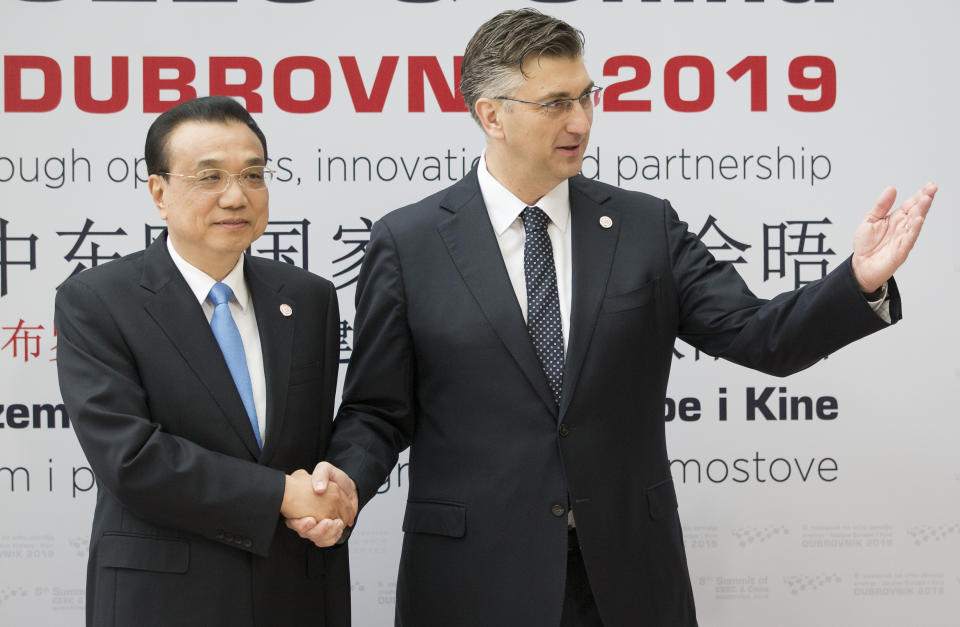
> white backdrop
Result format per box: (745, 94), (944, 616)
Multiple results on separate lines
(1, 1), (958, 625)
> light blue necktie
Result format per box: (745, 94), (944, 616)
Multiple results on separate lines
(208, 282), (262, 449)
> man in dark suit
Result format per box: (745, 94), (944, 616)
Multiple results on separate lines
(291, 9), (936, 627)
(55, 96), (355, 627)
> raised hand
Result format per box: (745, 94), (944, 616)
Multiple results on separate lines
(851, 182), (937, 292)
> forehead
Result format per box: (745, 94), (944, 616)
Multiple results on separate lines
(164, 120), (264, 168)
(516, 55), (592, 97)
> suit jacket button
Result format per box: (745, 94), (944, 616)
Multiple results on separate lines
(551, 504), (566, 518)
(558, 423), (570, 437)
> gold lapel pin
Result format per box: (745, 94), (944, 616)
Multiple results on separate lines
(280, 304), (293, 317)
(599, 216), (613, 229)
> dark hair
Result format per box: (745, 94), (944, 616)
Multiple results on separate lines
(144, 96), (268, 176)
(460, 9), (584, 124)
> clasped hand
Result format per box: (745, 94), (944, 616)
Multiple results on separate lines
(281, 462), (358, 547)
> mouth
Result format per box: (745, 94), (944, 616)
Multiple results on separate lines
(214, 218), (250, 230)
(556, 143), (582, 157)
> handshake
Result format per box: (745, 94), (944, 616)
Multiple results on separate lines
(280, 462), (358, 547)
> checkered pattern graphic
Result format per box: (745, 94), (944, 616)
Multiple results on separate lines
(521, 206), (564, 406)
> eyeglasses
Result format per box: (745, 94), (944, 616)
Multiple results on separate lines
(161, 165), (275, 194)
(495, 86), (603, 116)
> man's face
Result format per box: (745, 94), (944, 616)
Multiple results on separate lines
(497, 55), (594, 198)
(149, 120), (269, 278)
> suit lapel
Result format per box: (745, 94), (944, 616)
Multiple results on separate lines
(140, 233), (262, 459)
(437, 171), (558, 414)
(245, 260), (295, 465)
(559, 177), (619, 420)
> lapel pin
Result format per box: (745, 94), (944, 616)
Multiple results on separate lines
(599, 216), (613, 229)
(280, 304), (293, 317)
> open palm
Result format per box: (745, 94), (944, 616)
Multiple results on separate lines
(851, 182), (937, 292)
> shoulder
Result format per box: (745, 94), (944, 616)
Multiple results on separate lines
(245, 256), (334, 294)
(378, 184), (453, 234)
(570, 176), (668, 213)
(54, 251), (151, 337)
(56, 249), (145, 299)
(377, 167), (483, 236)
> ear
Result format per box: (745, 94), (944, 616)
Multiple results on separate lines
(474, 98), (505, 140)
(148, 174), (168, 219)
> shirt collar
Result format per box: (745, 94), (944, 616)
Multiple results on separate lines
(166, 234), (250, 311)
(477, 152), (570, 236)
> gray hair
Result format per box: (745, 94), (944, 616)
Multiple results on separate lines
(460, 9), (585, 125)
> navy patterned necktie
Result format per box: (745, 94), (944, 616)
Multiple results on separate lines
(521, 206), (564, 407)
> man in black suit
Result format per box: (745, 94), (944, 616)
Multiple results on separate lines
(291, 9), (936, 626)
(56, 96), (355, 627)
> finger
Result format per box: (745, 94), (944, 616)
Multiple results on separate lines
(899, 212), (928, 252)
(899, 181), (939, 217)
(866, 186), (897, 221)
(896, 186), (927, 217)
(331, 475), (358, 524)
(305, 519), (346, 548)
(891, 200), (930, 248)
(314, 462), (358, 507)
(911, 185), (936, 219)
(285, 516), (318, 535)
(325, 519), (347, 546)
(335, 493), (357, 526)
(326, 463), (358, 504)
(309, 518), (334, 539)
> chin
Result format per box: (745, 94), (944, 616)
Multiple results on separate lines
(216, 233), (257, 252)
(561, 163), (584, 180)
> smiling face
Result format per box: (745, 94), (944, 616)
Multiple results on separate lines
(148, 120), (269, 280)
(478, 55), (594, 205)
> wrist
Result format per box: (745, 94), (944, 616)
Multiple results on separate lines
(861, 281), (887, 301)
(280, 473), (306, 518)
(280, 474), (292, 517)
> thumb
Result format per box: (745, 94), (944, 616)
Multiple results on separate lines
(312, 462), (333, 493)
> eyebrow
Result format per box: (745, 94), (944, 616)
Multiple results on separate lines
(194, 156), (266, 168)
(539, 81), (596, 102)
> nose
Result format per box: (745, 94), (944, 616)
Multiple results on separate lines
(566, 100), (592, 135)
(218, 174), (249, 207)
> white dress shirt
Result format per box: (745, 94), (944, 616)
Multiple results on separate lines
(477, 153), (573, 350)
(166, 237), (267, 445)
